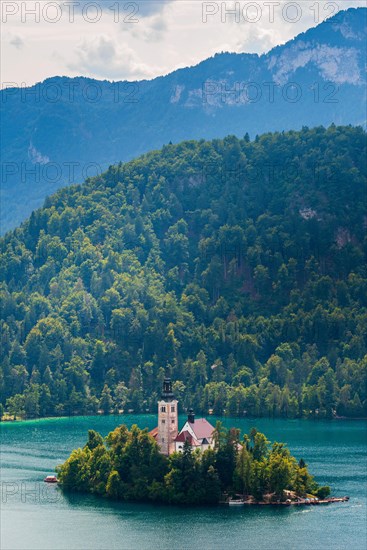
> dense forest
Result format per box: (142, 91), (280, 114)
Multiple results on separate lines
(57, 423), (330, 505)
(0, 125), (366, 419)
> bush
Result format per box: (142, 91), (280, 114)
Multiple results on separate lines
(316, 485), (331, 499)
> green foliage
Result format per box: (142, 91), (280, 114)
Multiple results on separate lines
(85, 430), (104, 451)
(315, 485), (331, 499)
(58, 423), (325, 504)
(1, 126), (367, 418)
(268, 443), (297, 498)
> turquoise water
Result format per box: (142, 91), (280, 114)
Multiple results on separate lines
(1, 415), (366, 550)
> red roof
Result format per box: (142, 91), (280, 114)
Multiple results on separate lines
(149, 418), (214, 447)
(188, 418), (214, 440)
(174, 430), (193, 443)
(149, 427), (159, 439)
(174, 430), (201, 447)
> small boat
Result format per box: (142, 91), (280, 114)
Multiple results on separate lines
(44, 475), (58, 483)
(228, 499), (245, 506)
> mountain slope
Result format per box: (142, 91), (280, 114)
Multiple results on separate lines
(1, 7), (366, 233)
(1, 125), (366, 419)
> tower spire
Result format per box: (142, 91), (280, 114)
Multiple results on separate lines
(188, 408), (195, 423)
(161, 375), (174, 400)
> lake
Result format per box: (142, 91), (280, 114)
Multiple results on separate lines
(1, 415), (366, 550)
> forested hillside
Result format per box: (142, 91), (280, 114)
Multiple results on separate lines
(1, 7), (366, 232)
(1, 126), (366, 419)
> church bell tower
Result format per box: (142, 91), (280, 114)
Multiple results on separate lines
(157, 376), (178, 455)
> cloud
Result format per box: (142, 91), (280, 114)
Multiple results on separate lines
(233, 26), (279, 55)
(3, 1), (366, 86)
(68, 35), (163, 80)
(9, 35), (24, 49)
(59, 0), (174, 18)
(125, 13), (168, 42)
(119, 0), (173, 18)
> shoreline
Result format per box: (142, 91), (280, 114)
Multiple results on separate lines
(2, 413), (367, 424)
(56, 483), (350, 508)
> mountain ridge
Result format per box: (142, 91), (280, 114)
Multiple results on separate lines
(7, 7), (365, 87)
(1, 7), (366, 233)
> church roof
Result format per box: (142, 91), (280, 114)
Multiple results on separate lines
(188, 418), (214, 440)
(149, 427), (159, 439)
(174, 430), (192, 443)
(174, 430), (200, 446)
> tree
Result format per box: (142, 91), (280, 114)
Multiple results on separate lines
(114, 382), (128, 411)
(165, 438), (198, 504)
(100, 384), (113, 414)
(203, 464), (221, 503)
(234, 439), (252, 495)
(215, 426), (239, 489)
(24, 384), (40, 418)
(85, 430), (104, 451)
(106, 470), (122, 499)
(6, 394), (26, 418)
(268, 443), (297, 499)
(315, 486), (331, 499)
(251, 430), (269, 461)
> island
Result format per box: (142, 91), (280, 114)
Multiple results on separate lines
(56, 377), (349, 507)
(57, 420), (347, 506)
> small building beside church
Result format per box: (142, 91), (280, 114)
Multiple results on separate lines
(150, 376), (215, 456)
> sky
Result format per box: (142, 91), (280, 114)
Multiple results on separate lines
(1, 0), (365, 87)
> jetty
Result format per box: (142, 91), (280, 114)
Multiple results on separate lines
(290, 496), (349, 506)
(225, 496), (349, 507)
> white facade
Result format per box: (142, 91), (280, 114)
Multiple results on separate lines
(174, 419), (214, 453)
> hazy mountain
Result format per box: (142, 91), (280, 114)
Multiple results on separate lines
(1, 7), (366, 233)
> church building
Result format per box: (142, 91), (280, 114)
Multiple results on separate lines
(150, 376), (215, 456)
